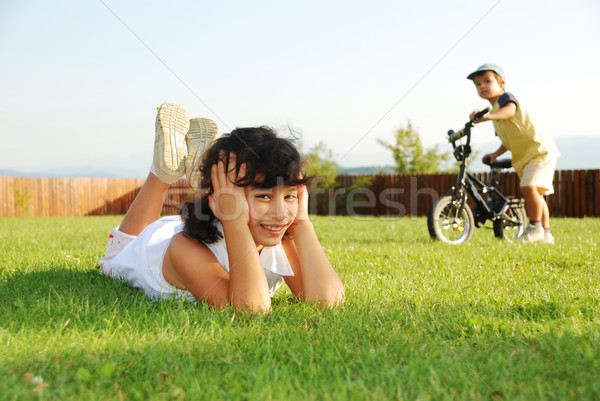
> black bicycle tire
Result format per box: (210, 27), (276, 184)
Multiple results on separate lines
(493, 201), (527, 240)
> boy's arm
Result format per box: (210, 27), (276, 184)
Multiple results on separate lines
(479, 102), (516, 122)
(482, 144), (507, 164)
(472, 93), (517, 123)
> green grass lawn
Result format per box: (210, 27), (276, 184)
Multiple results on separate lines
(1, 216), (599, 400)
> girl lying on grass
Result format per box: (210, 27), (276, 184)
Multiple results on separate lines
(99, 102), (344, 312)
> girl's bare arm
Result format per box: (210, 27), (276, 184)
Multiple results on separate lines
(283, 186), (345, 308)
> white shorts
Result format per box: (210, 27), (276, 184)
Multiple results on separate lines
(520, 156), (558, 195)
(98, 217), (196, 301)
(98, 227), (136, 274)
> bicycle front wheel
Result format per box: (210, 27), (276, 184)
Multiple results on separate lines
(427, 195), (475, 244)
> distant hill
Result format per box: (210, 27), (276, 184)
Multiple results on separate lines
(339, 166), (395, 175)
(0, 168), (144, 179)
(0, 168), (136, 178)
(1, 136), (598, 178)
(0, 151), (149, 179)
(1, 165), (397, 178)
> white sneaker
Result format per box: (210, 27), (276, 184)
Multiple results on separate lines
(153, 102), (190, 184)
(519, 223), (544, 243)
(541, 232), (555, 245)
(185, 118), (219, 189)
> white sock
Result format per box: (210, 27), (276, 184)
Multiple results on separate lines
(149, 161), (158, 177)
(149, 161), (170, 183)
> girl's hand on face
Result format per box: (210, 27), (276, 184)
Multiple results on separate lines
(291, 184), (310, 227)
(208, 152), (249, 224)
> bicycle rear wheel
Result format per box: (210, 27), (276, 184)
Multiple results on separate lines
(493, 199), (527, 240)
(428, 195), (475, 244)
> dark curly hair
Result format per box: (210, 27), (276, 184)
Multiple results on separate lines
(180, 126), (310, 243)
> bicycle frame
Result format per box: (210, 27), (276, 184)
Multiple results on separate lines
(446, 109), (517, 224)
(428, 108), (526, 243)
(463, 170), (510, 219)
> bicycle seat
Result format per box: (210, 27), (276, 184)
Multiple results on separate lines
(483, 156), (512, 169)
(492, 158), (512, 169)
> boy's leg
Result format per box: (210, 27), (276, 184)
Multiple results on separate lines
(519, 156), (557, 243)
(540, 196), (554, 244)
(521, 186), (544, 223)
(540, 192), (550, 229)
(520, 185), (545, 242)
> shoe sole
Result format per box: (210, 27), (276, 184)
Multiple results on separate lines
(154, 102), (189, 182)
(186, 118), (219, 189)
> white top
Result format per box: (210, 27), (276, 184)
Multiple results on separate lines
(105, 216), (294, 301)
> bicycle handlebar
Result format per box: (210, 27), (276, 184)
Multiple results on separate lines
(448, 129), (466, 142)
(447, 107), (490, 143)
(472, 107), (490, 122)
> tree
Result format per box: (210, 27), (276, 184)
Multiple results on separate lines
(304, 141), (373, 215)
(304, 141), (340, 214)
(305, 141), (340, 188)
(377, 121), (453, 174)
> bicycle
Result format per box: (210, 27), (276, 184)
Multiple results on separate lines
(427, 108), (527, 244)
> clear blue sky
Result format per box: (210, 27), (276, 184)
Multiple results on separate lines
(1, 0), (599, 177)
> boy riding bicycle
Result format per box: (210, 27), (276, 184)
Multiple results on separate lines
(467, 64), (559, 244)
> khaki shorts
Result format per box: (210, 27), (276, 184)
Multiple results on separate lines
(520, 156), (558, 195)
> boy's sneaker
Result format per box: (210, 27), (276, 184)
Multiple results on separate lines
(185, 118), (219, 189)
(541, 232), (555, 245)
(519, 223), (544, 243)
(153, 102), (190, 184)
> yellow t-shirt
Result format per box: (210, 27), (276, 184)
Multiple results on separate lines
(492, 92), (559, 177)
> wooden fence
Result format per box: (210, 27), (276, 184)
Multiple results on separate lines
(1, 170), (599, 217)
(324, 169), (600, 218)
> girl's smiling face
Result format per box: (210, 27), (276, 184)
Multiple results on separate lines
(245, 185), (299, 247)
